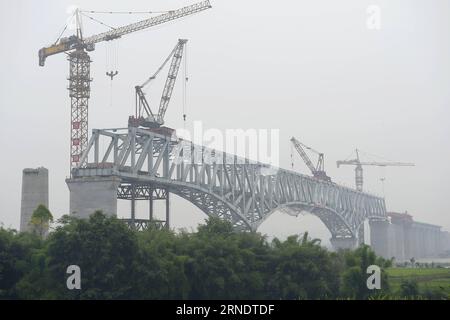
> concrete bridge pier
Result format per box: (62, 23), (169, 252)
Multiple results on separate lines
(66, 176), (121, 219)
(358, 223), (365, 245)
(369, 219), (390, 259)
(20, 167), (49, 233)
(330, 236), (358, 250)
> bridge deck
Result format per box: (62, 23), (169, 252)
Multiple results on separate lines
(71, 127), (387, 237)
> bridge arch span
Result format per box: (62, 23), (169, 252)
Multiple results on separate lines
(69, 127), (387, 245)
(255, 202), (354, 238)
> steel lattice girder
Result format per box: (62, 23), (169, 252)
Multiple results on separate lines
(73, 127), (387, 237)
(117, 184), (167, 200)
(120, 218), (166, 231)
(68, 49), (91, 169)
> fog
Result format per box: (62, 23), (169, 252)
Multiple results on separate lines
(0, 0), (449, 247)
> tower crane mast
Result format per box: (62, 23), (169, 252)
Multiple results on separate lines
(38, 1), (212, 171)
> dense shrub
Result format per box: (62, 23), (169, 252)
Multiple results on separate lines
(0, 212), (395, 300)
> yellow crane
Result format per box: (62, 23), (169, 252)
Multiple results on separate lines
(38, 1), (212, 170)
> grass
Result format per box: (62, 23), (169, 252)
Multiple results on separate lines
(386, 267), (450, 298)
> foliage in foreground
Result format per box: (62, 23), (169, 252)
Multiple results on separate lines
(29, 204), (53, 238)
(0, 211), (435, 300)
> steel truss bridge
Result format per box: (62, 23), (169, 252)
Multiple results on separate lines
(71, 127), (387, 241)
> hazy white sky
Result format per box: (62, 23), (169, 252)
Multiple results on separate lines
(0, 0), (449, 246)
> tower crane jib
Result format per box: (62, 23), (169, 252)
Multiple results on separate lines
(336, 149), (414, 192)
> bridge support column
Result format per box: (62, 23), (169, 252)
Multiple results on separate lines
(165, 191), (170, 229)
(149, 187), (154, 221)
(369, 219), (390, 259)
(330, 236), (358, 250)
(131, 184), (136, 229)
(358, 223), (365, 246)
(66, 176), (121, 219)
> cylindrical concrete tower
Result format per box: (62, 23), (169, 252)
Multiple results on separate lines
(20, 167), (49, 232)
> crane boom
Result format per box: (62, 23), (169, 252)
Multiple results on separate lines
(140, 43), (180, 88)
(84, 1), (211, 45)
(157, 39), (187, 124)
(290, 137), (316, 174)
(290, 137), (331, 182)
(38, 0), (211, 66)
(132, 39), (187, 128)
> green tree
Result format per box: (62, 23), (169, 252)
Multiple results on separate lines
(300, 231), (321, 246)
(181, 218), (270, 299)
(340, 245), (390, 299)
(44, 211), (140, 299)
(399, 279), (419, 297)
(1, 212), (396, 300)
(29, 204), (53, 238)
(0, 228), (44, 299)
(267, 234), (339, 299)
(135, 226), (189, 299)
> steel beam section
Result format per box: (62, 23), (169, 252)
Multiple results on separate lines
(73, 128), (387, 236)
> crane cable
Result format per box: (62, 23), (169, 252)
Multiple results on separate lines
(83, 10), (121, 108)
(290, 144), (294, 169)
(343, 149), (356, 161)
(111, 41), (119, 107)
(104, 40), (119, 107)
(54, 8), (168, 45)
(80, 12), (116, 30)
(80, 9), (120, 100)
(53, 11), (77, 45)
(182, 43), (188, 129)
(357, 148), (394, 162)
